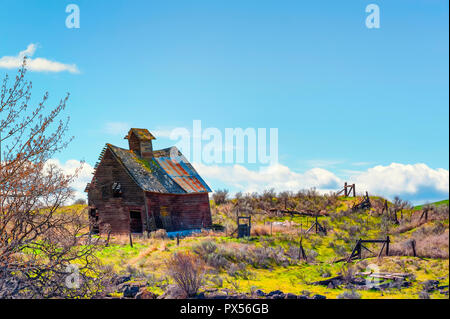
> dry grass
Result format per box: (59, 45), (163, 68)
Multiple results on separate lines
(251, 222), (298, 236)
(390, 229), (449, 259)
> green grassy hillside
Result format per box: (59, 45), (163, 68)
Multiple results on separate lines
(69, 193), (448, 299)
(414, 199), (449, 211)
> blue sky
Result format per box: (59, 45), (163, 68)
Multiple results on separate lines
(0, 0), (448, 204)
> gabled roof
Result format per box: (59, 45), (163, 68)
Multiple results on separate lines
(124, 128), (155, 141)
(99, 144), (211, 194)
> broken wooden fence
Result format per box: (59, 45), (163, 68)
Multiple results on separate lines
(335, 236), (390, 263)
(352, 191), (372, 211)
(336, 182), (356, 197)
(305, 215), (327, 235)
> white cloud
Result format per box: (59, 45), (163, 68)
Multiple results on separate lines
(103, 122), (130, 136)
(0, 44), (79, 73)
(352, 163), (449, 203)
(194, 162), (342, 194)
(45, 159), (94, 202)
(194, 162), (449, 204)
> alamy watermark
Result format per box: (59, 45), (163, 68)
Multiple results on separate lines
(365, 4), (380, 29)
(65, 4), (80, 29)
(167, 120), (278, 166)
(364, 263), (381, 289)
(65, 264), (80, 289)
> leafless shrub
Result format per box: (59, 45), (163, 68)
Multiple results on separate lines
(165, 252), (205, 297)
(213, 189), (229, 205)
(193, 240), (229, 269)
(209, 275), (223, 288)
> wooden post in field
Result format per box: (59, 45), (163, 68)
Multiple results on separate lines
(385, 236), (390, 256)
(315, 215), (318, 233)
(352, 184), (356, 197)
(129, 233), (133, 248)
(344, 182), (348, 196)
(411, 239), (416, 257)
(177, 233), (180, 246)
(105, 230), (111, 247)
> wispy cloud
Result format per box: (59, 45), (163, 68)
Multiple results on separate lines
(103, 122), (130, 136)
(305, 159), (343, 168)
(351, 161), (373, 167)
(0, 44), (79, 73)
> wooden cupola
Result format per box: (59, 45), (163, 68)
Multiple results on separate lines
(124, 128), (156, 161)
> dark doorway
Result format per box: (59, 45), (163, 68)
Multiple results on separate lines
(89, 209), (99, 234)
(129, 210), (143, 233)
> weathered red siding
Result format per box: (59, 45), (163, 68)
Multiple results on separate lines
(88, 148), (146, 234)
(145, 192), (212, 231)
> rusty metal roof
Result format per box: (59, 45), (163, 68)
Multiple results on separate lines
(104, 144), (211, 194)
(124, 128), (155, 141)
(153, 148), (211, 193)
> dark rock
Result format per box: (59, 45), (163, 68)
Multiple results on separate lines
(297, 295), (308, 299)
(351, 278), (366, 286)
(117, 282), (130, 292)
(208, 295), (230, 299)
(285, 293), (297, 299)
(196, 292), (205, 299)
(255, 289), (266, 297)
(267, 290), (283, 297)
(123, 285), (140, 298)
(114, 275), (131, 285)
(423, 280), (440, 292)
(313, 294), (326, 300)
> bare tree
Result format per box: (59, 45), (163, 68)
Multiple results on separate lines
(0, 59), (112, 298)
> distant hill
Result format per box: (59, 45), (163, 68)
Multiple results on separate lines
(414, 199), (449, 210)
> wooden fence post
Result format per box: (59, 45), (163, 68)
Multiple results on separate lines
(105, 230), (111, 247)
(411, 239), (416, 257)
(129, 233), (133, 248)
(386, 236), (390, 256)
(315, 215), (318, 233)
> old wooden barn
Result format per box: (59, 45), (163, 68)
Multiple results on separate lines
(85, 128), (212, 234)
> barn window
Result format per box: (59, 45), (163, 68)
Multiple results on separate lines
(101, 185), (110, 199)
(112, 182), (122, 197)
